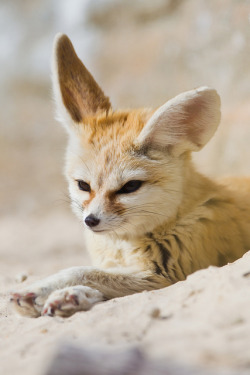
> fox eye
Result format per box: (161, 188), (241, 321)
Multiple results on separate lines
(77, 180), (91, 192)
(117, 180), (142, 194)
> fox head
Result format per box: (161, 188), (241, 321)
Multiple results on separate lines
(52, 34), (221, 238)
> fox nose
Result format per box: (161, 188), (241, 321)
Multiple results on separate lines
(85, 214), (100, 228)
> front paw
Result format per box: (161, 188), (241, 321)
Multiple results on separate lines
(10, 282), (52, 317)
(10, 290), (47, 318)
(42, 286), (104, 317)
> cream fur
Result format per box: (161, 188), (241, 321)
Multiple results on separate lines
(10, 34), (250, 318)
(137, 86), (221, 155)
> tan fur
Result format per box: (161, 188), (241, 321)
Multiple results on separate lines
(52, 34), (111, 126)
(10, 34), (250, 318)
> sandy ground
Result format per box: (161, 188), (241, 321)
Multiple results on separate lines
(1, 2), (250, 374)
(1, 210), (250, 375)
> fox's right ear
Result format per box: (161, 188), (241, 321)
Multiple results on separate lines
(52, 33), (111, 127)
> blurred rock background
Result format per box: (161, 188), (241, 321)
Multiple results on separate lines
(0, 0), (250, 227)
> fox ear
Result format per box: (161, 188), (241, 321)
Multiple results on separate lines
(52, 33), (111, 125)
(136, 87), (221, 155)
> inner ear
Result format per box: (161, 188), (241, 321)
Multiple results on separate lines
(136, 87), (221, 155)
(52, 33), (111, 124)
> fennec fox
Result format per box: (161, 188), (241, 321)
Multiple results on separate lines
(11, 34), (250, 317)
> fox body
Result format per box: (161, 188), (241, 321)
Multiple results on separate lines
(11, 34), (250, 317)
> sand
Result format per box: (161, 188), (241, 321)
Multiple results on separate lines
(1, 2), (250, 374)
(1, 212), (250, 375)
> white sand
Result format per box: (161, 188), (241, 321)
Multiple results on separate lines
(1, 213), (250, 375)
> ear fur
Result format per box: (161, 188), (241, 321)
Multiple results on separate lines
(52, 33), (111, 125)
(136, 87), (221, 155)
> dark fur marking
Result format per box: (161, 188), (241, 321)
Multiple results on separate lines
(145, 245), (152, 252)
(150, 234), (171, 275)
(156, 241), (171, 275)
(204, 198), (220, 206)
(132, 144), (150, 158)
(163, 239), (171, 248)
(146, 233), (172, 278)
(173, 234), (184, 252)
(153, 261), (164, 276)
(146, 232), (154, 239)
(198, 217), (211, 224)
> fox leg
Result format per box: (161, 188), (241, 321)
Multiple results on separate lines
(10, 266), (167, 317)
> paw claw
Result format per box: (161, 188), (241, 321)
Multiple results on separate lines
(10, 293), (22, 306)
(48, 307), (55, 316)
(42, 301), (61, 317)
(10, 292), (20, 301)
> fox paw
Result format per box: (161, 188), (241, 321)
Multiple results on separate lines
(42, 286), (104, 317)
(10, 291), (46, 318)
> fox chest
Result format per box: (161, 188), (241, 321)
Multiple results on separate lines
(84, 233), (143, 269)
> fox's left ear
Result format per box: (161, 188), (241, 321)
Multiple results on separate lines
(52, 33), (111, 127)
(136, 87), (221, 155)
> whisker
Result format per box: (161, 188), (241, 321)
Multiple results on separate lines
(114, 205), (170, 219)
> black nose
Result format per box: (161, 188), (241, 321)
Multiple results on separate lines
(85, 214), (100, 228)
